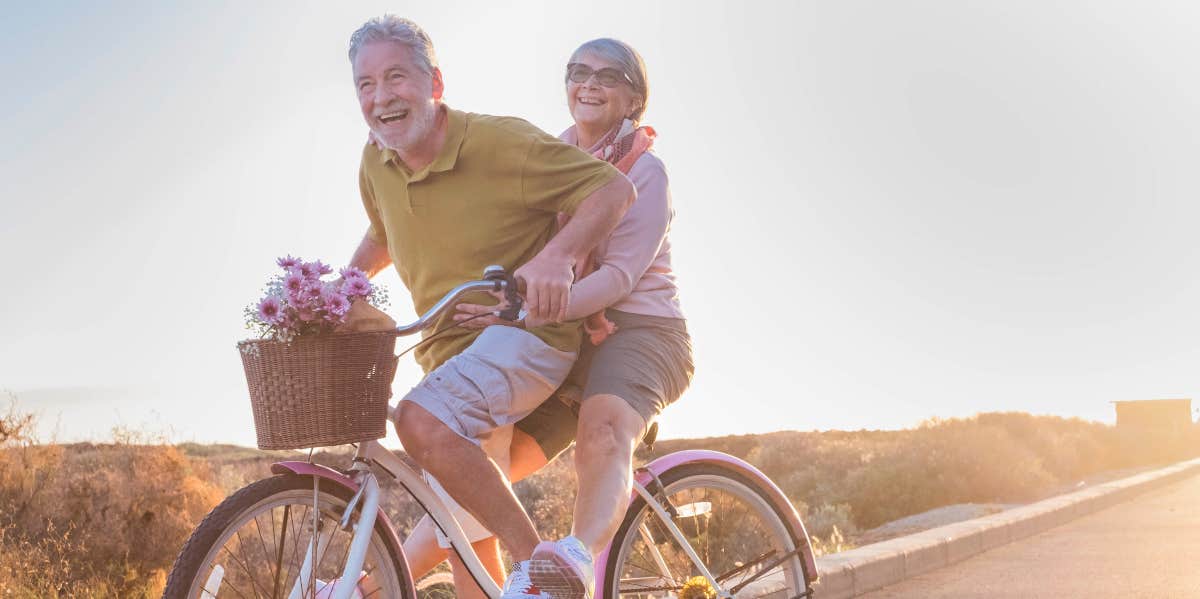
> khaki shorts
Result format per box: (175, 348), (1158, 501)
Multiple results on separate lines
(401, 325), (576, 546)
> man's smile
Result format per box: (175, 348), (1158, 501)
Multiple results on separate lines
(378, 110), (409, 124)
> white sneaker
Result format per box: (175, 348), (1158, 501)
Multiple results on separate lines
(529, 536), (595, 599)
(501, 561), (551, 599)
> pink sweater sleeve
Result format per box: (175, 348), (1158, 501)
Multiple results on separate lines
(565, 154), (671, 320)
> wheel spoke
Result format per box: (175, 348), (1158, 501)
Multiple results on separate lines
(610, 469), (807, 599)
(213, 572), (254, 599)
(272, 505), (290, 599)
(252, 511), (276, 591)
(166, 478), (407, 598)
(220, 536), (266, 599)
(284, 504), (311, 593)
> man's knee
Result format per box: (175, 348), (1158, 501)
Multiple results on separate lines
(394, 401), (446, 463)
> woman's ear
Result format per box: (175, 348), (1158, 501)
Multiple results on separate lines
(628, 94), (644, 119)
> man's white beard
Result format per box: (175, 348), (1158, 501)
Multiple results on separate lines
(380, 101), (437, 153)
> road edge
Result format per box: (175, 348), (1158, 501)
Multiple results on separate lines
(810, 456), (1200, 598)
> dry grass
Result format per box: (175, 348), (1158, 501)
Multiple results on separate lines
(1, 392), (1196, 592)
(0, 396), (223, 598)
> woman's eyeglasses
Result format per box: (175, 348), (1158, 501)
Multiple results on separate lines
(566, 63), (632, 88)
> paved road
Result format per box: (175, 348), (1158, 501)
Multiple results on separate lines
(859, 472), (1200, 598)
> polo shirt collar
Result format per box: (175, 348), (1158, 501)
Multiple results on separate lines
(430, 107), (466, 173)
(377, 105), (467, 178)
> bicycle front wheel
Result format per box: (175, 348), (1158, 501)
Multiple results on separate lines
(163, 474), (413, 599)
(604, 464), (811, 599)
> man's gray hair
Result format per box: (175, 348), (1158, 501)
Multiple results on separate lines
(570, 38), (649, 123)
(348, 15), (437, 74)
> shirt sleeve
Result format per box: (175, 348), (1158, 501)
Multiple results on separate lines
(358, 161), (387, 244)
(520, 131), (620, 215)
(565, 156), (672, 319)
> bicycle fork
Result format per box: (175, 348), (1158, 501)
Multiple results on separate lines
(288, 462), (381, 599)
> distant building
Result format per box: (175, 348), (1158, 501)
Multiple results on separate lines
(1113, 399), (1192, 434)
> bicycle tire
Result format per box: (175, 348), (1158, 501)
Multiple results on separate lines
(163, 474), (414, 599)
(603, 463), (812, 599)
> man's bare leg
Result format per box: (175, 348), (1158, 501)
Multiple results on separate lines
(448, 537), (504, 599)
(395, 401), (541, 559)
(401, 517), (449, 579)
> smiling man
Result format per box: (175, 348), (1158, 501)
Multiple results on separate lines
(342, 15), (635, 599)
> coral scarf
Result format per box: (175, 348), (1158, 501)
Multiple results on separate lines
(560, 120), (656, 345)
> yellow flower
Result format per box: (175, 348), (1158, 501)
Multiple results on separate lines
(679, 575), (717, 599)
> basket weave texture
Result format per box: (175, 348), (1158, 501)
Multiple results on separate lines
(238, 330), (399, 450)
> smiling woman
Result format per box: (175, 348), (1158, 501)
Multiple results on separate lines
(565, 39), (649, 150)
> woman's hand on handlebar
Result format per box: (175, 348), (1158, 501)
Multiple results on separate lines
(454, 290), (524, 330)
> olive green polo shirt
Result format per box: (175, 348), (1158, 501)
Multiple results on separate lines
(359, 106), (620, 373)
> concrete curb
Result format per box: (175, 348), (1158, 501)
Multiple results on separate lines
(810, 457), (1200, 598)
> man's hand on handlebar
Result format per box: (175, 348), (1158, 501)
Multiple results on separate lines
(512, 251), (572, 324)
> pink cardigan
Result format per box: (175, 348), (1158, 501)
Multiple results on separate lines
(560, 128), (685, 321)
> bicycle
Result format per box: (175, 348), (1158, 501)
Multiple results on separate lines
(163, 267), (819, 599)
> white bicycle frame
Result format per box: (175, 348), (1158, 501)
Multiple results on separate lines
(272, 401), (497, 599)
(305, 415), (736, 599)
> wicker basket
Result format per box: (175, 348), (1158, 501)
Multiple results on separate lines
(237, 330), (399, 450)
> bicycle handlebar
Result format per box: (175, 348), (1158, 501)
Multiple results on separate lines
(394, 265), (521, 336)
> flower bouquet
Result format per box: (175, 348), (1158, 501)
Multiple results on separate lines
(238, 256), (399, 450)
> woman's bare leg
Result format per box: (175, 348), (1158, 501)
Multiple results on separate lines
(571, 394), (647, 553)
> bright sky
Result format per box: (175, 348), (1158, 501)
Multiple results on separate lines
(3, 2), (1199, 447)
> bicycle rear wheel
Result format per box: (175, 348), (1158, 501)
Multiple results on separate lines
(603, 464), (811, 599)
(163, 474), (413, 599)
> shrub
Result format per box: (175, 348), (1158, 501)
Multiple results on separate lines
(0, 398), (224, 598)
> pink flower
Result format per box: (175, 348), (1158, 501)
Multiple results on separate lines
(277, 255), (301, 269)
(250, 255), (390, 339)
(284, 271), (305, 296)
(300, 260), (333, 278)
(257, 295), (284, 325)
(324, 292), (351, 317)
(341, 277), (371, 297)
(301, 281), (324, 302)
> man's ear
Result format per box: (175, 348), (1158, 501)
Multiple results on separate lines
(431, 67), (445, 100)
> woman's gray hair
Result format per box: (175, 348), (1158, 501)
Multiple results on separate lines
(348, 15), (437, 74)
(570, 38), (649, 123)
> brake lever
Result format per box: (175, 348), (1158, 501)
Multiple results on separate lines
(483, 265), (524, 321)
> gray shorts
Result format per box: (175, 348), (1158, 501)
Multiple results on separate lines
(401, 325), (576, 545)
(516, 309), (693, 460)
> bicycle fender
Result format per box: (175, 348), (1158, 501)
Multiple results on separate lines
(618, 450), (819, 584)
(270, 461), (413, 585)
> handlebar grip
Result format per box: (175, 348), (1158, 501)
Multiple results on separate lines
(483, 266), (524, 322)
(497, 275), (524, 321)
